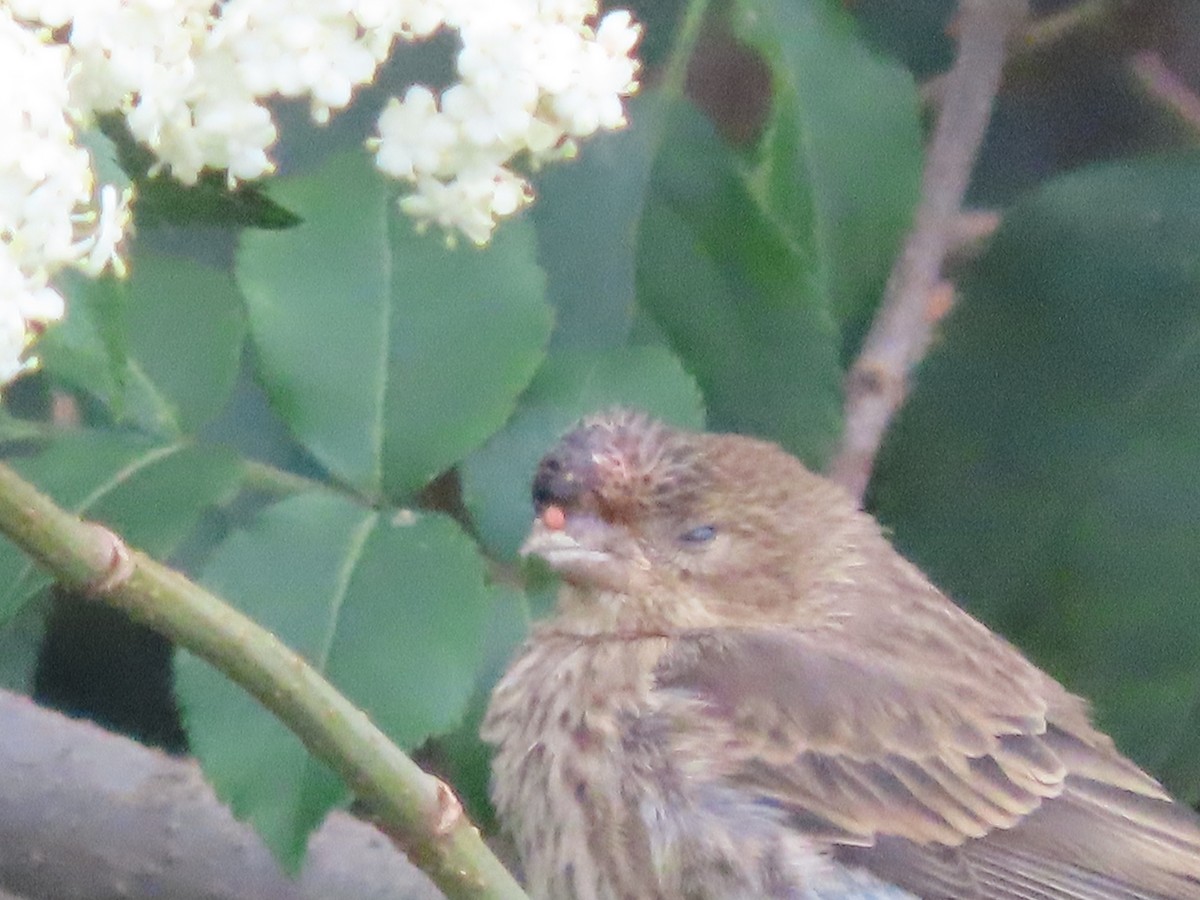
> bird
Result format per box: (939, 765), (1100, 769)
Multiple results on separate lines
(481, 409), (1200, 899)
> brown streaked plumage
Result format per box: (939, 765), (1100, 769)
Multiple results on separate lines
(483, 409), (1200, 899)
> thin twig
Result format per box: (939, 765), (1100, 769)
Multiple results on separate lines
(1129, 50), (1200, 137)
(0, 462), (528, 900)
(1016, 0), (1121, 55)
(945, 209), (1002, 270)
(829, 0), (1030, 502)
(922, 0), (1120, 111)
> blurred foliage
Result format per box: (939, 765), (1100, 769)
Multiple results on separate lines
(874, 155), (1200, 800)
(1, 0), (1199, 874)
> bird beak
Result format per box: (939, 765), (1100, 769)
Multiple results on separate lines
(520, 512), (625, 589)
(520, 516), (601, 563)
(519, 517), (565, 559)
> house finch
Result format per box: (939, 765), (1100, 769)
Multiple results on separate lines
(482, 410), (1200, 899)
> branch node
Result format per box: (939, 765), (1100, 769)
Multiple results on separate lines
(83, 524), (134, 595)
(846, 361), (902, 407)
(433, 779), (464, 838)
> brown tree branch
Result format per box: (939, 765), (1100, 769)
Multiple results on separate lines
(0, 688), (445, 900)
(829, 0), (1030, 501)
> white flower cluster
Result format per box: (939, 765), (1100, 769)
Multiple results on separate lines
(371, 3), (641, 245)
(9, 0), (423, 186)
(0, 7), (129, 383)
(0, 0), (640, 383)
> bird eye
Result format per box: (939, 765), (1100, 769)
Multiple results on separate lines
(679, 524), (718, 544)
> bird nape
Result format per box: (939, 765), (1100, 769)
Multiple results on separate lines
(483, 409), (1200, 900)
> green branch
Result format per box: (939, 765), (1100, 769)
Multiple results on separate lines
(0, 461), (527, 900)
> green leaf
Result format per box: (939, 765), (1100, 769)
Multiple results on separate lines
(135, 175), (302, 230)
(39, 271), (128, 411)
(238, 150), (552, 501)
(123, 252), (246, 435)
(88, 447), (242, 560)
(0, 434), (240, 686)
(873, 156), (1200, 798)
(852, 0), (956, 78)
(0, 436), (180, 621)
(0, 408), (49, 443)
(80, 126), (133, 195)
(730, 0), (922, 357)
(533, 92), (663, 351)
(637, 101), (841, 467)
(462, 345), (705, 559)
(428, 582), (529, 829)
(41, 252), (246, 437)
(94, 115), (297, 230)
(177, 491), (495, 869)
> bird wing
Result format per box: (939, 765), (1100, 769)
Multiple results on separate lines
(651, 628), (1200, 899)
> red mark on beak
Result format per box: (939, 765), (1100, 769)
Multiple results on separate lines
(542, 505), (567, 531)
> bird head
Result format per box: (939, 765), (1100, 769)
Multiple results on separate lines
(521, 409), (866, 630)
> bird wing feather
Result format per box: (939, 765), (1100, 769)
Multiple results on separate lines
(652, 628), (1200, 899)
